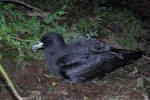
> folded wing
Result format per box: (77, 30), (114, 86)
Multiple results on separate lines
(57, 50), (116, 82)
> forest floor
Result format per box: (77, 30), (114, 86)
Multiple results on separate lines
(0, 1), (150, 100)
(0, 57), (149, 100)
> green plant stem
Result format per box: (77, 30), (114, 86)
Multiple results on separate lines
(0, 64), (23, 100)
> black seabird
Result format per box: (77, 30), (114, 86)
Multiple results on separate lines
(32, 32), (144, 82)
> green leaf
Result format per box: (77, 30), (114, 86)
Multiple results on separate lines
(56, 10), (65, 16)
(5, 36), (11, 41)
(43, 13), (53, 24)
(4, 3), (15, 10)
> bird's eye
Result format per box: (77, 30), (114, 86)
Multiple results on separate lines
(45, 38), (50, 41)
(44, 36), (50, 41)
(40, 37), (51, 43)
(45, 38), (53, 44)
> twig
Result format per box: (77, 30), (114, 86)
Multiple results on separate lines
(27, 12), (47, 17)
(145, 86), (150, 90)
(35, 74), (41, 82)
(43, 74), (57, 78)
(112, 86), (122, 98)
(0, 64), (23, 100)
(1, 45), (41, 60)
(43, 74), (51, 78)
(2, 0), (68, 18)
(27, 10), (69, 17)
(4, 47), (18, 51)
(143, 55), (150, 60)
(15, 84), (25, 94)
(10, 36), (33, 42)
(27, 12), (68, 19)
(1, 0), (44, 13)
(140, 74), (150, 83)
(20, 48), (42, 60)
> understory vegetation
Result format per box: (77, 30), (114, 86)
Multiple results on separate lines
(0, 1), (149, 65)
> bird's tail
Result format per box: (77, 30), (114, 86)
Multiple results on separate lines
(112, 50), (145, 70)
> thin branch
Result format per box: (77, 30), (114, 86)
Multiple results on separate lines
(15, 84), (25, 94)
(27, 12), (47, 17)
(4, 47), (18, 51)
(0, 64), (23, 100)
(143, 55), (150, 60)
(1, 0), (44, 13)
(20, 48), (42, 60)
(112, 86), (122, 98)
(43, 74), (57, 78)
(10, 36), (33, 42)
(140, 74), (150, 83)
(145, 86), (150, 90)
(2, 46), (41, 60)
(27, 12), (68, 19)
(43, 74), (51, 78)
(2, 0), (69, 18)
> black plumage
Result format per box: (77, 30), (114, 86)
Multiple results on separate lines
(32, 32), (144, 82)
